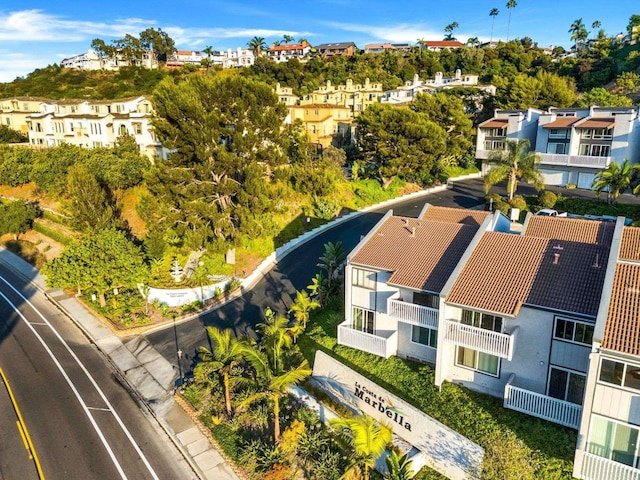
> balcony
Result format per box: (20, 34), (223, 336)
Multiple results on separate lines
(387, 299), (438, 329)
(503, 375), (582, 429)
(580, 452), (640, 480)
(539, 153), (611, 168)
(443, 320), (515, 360)
(337, 321), (397, 358)
(476, 149), (506, 160)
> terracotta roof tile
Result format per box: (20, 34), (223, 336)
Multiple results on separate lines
(447, 231), (609, 317)
(576, 118), (615, 129)
(524, 216), (615, 245)
(350, 216), (478, 292)
(602, 263), (640, 355)
(620, 227), (640, 261)
(542, 117), (582, 128)
(479, 118), (508, 128)
(420, 206), (490, 227)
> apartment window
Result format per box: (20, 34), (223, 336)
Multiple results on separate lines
(546, 143), (567, 154)
(483, 127), (506, 137)
(35, 123), (42, 133)
(483, 140), (505, 151)
(456, 347), (499, 376)
(579, 144), (610, 157)
(92, 141), (103, 147)
(548, 129), (571, 139)
(554, 317), (594, 345)
(132, 122), (142, 135)
(599, 358), (640, 391)
(90, 123), (102, 135)
(461, 310), (502, 332)
(411, 325), (437, 348)
(548, 367), (586, 404)
(582, 128), (612, 140)
(413, 292), (438, 309)
(352, 307), (375, 334)
(587, 416), (639, 467)
(118, 125), (128, 136)
(352, 268), (376, 290)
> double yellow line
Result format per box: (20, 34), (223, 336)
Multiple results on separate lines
(0, 366), (45, 479)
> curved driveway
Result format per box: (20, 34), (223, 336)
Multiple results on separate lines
(143, 178), (486, 370)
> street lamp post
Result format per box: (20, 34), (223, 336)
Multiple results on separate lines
(172, 313), (184, 386)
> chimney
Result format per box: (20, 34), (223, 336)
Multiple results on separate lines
(593, 253), (600, 268)
(553, 253), (560, 265)
(410, 227), (416, 237)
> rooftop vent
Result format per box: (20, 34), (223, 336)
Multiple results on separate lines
(553, 253), (560, 265)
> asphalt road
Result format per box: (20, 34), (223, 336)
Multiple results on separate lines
(144, 177), (487, 371)
(0, 265), (195, 480)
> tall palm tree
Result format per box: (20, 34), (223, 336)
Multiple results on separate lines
(592, 159), (639, 204)
(247, 36), (267, 56)
(258, 307), (297, 372)
(484, 139), (543, 200)
(506, 0), (517, 42)
(569, 18), (588, 50)
(196, 326), (247, 416)
(489, 8), (500, 43)
(282, 34), (294, 44)
(240, 346), (311, 442)
(384, 451), (414, 480)
(317, 241), (346, 292)
(590, 20), (602, 39)
(330, 415), (392, 480)
(288, 290), (320, 330)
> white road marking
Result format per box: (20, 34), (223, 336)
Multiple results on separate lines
(0, 276), (160, 480)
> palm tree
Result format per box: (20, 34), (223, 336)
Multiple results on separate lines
(196, 327), (247, 417)
(240, 346), (311, 442)
(298, 37), (309, 45)
(384, 451), (414, 480)
(444, 22), (459, 41)
(489, 8), (499, 43)
(330, 415), (392, 480)
(317, 241), (346, 292)
(466, 37), (480, 47)
(591, 20), (602, 36)
(307, 272), (329, 307)
(247, 36), (267, 56)
(569, 18), (588, 50)
(258, 307), (298, 372)
(282, 34), (294, 44)
(288, 290), (320, 330)
(484, 139), (543, 200)
(592, 159), (639, 204)
(506, 0), (517, 42)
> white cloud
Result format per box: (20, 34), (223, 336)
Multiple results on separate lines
(164, 26), (312, 47)
(0, 9), (154, 42)
(323, 21), (443, 43)
(0, 52), (53, 83)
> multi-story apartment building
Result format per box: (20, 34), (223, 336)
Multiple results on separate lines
(313, 42), (358, 57)
(275, 83), (299, 107)
(0, 96), (50, 135)
(166, 50), (204, 67)
(24, 96), (167, 159)
(340, 204), (640, 479)
(61, 49), (158, 70)
(478, 106), (640, 188)
(363, 43), (413, 54)
(535, 106), (640, 188)
(211, 47), (255, 68)
(266, 43), (311, 63)
(289, 104), (352, 147)
(300, 78), (383, 115)
(476, 108), (543, 170)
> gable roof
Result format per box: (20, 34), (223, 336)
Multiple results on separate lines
(350, 215), (480, 293)
(314, 42), (357, 50)
(575, 118), (615, 129)
(421, 205), (490, 227)
(524, 216), (615, 246)
(268, 43), (309, 52)
(620, 227), (640, 261)
(447, 221), (612, 317)
(479, 118), (508, 128)
(602, 262), (640, 355)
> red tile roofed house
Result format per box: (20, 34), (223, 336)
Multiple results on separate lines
(420, 40), (463, 51)
(339, 205), (503, 362)
(435, 213), (622, 431)
(573, 225), (640, 480)
(266, 42), (311, 63)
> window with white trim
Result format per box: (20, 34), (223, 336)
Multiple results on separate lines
(587, 415), (640, 467)
(546, 142), (567, 154)
(352, 307), (375, 334)
(579, 144), (610, 156)
(599, 358), (640, 392)
(413, 292), (438, 309)
(548, 366), (586, 404)
(352, 268), (376, 290)
(411, 325), (437, 348)
(553, 317), (594, 345)
(461, 310), (502, 332)
(456, 347), (499, 376)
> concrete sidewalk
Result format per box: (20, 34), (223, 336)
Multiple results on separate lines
(0, 247), (242, 480)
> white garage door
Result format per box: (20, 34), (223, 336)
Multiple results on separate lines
(541, 169), (568, 186)
(578, 172), (596, 190)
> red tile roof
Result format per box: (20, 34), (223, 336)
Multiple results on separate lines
(269, 43), (309, 52)
(421, 205), (490, 227)
(620, 227), (640, 261)
(602, 263), (640, 355)
(479, 118), (508, 128)
(576, 118), (615, 129)
(424, 41), (463, 48)
(524, 216), (615, 246)
(447, 229), (610, 317)
(350, 216), (479, 292)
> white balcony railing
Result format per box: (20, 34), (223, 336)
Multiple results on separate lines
(337, 321), (397, 358)
(581, 452), (640, 480)
(387, 299), (438, 329)
(443, 320), (515, 360)
(503, 376), (582, 429)
(539, 153), (611, 168)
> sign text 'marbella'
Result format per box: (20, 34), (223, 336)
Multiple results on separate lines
(354, 381), (411, 431)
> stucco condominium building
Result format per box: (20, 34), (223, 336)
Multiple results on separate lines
(300, 78), (383, 115)
(339, 204), (640, 479)
(477, 106), (640, 189)
(21, 96), (167, 159)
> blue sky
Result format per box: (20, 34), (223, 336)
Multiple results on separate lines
(1, 1), (637, 83)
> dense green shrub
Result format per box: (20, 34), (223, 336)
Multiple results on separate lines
(509, 195), (528, 211)
(538, 190), (558, 209)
